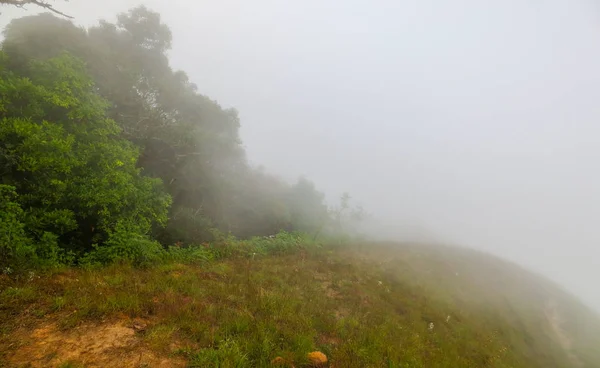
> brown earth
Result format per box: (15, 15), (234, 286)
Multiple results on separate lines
(6, 319), (185, 368)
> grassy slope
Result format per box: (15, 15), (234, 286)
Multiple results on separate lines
(1, 242), (599, 367)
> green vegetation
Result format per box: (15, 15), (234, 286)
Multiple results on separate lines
(1, 240), (600, 367)
(2, 6), (600, 368)
(0, 51), (170, 271)
(0, 7), (363, 273)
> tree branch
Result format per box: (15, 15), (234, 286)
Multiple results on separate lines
(0, 0), (72, 18)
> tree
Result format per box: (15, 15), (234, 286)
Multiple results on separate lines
(0, 0), (71, 18)
(1, 7), (342, 247)
(0, 50), (171, 266)
(1, 9), (243, 241)
(286, 177), (329, 235)
(327, 193), (367, 237)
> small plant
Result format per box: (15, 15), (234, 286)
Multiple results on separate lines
(79, 221), (166, 267)
(0, 286), (37, 304)
(52, 296), (67, 312)
(189, 338), (250, 367)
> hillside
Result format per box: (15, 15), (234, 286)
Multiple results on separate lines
(2, 4), (600, 368)
(1, 241), (599, 368)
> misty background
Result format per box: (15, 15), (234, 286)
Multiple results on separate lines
(2, 0), (599, 311)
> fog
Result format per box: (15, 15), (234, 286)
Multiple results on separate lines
(2, 0), (600, 311)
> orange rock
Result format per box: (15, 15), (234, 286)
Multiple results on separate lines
(307, 351), (328, 366)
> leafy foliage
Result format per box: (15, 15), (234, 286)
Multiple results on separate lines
(1, 8), (341, 250)
(0, 50), (171, 269)
(0, 185), (39, 271)
(79, 220), (166, 267)
(0, 7), (364, 272)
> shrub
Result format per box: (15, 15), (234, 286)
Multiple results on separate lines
(79, 221), (165, 267)
(0, 185), (66, 272)
(189, 338), (250, 368)
(163, 245), (215, 264)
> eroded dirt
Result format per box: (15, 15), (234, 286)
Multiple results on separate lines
(7, 319), (186, 368)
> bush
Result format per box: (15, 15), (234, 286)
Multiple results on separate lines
(79, 221), (166, 267)
(156, 207), (216, 245)
(163, 245), (215, 264)
(0, 185), (66, 273)
(160, 230), (322, 265)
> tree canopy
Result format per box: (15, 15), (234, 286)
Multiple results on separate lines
(0, 50), (171, 269)
(0, 7), (363, 270)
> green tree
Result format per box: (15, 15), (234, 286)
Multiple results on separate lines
(286, 177), (329, 235)
(0, 51), (171, 266)
(1, 8), (342, 245)
(2, 9), (241, 241)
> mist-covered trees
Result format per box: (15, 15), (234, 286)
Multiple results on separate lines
(0, 51), (171, 269)
(0, 6), (352, 270)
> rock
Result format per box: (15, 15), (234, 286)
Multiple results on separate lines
(307, 351), (328, 366)
(131, 318), (147, 332)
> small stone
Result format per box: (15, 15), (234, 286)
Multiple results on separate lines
(307, 351), (328, 366)
(131, 319), (147, 332)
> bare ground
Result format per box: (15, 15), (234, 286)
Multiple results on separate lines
(6, 318), (186, 368)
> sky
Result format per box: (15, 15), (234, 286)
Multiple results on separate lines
(2, 0), (600, 311)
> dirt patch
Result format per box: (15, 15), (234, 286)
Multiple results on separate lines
(7, 320), (186, 368)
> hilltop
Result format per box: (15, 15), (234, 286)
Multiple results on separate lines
(2, 5), (600, 368)
(1, 240), (599, 368)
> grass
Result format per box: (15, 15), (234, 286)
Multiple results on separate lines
(1, 239), (599, 367)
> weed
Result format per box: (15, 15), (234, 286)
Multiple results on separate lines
(189, 338), (250, 368)
(0, 286), (37, 304)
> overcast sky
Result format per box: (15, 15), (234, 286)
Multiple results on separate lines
(2, 0), (600, 311)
